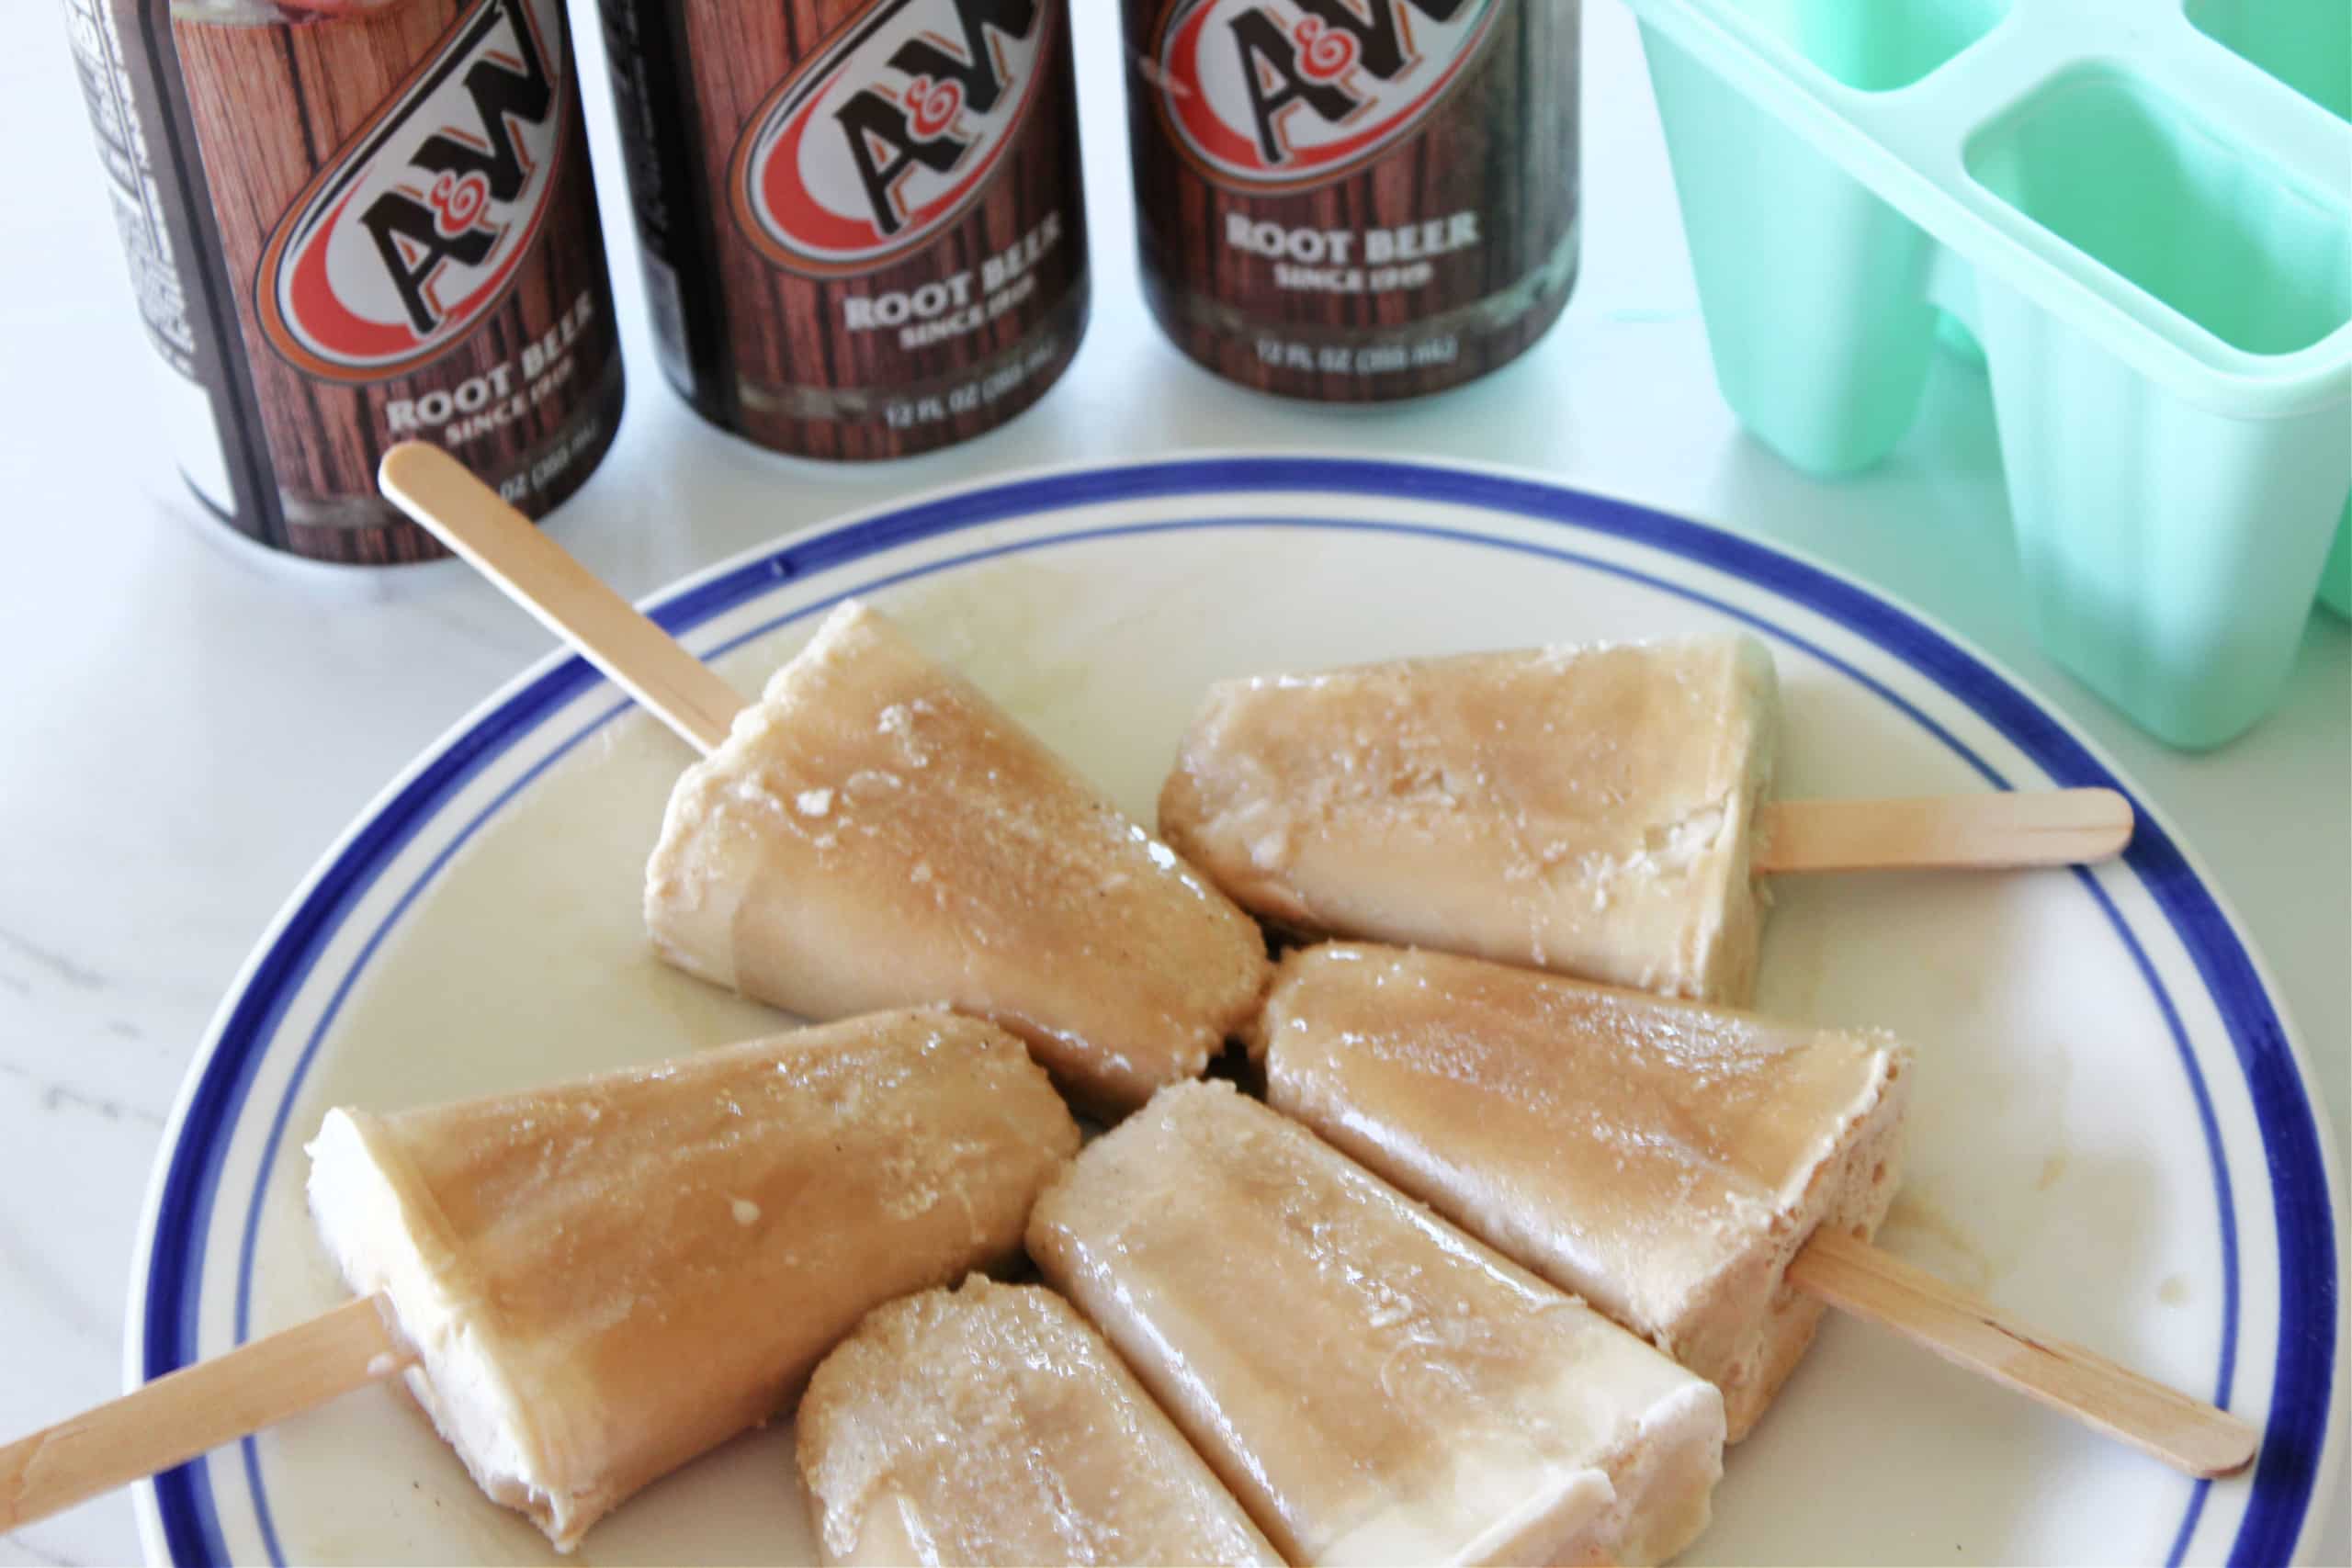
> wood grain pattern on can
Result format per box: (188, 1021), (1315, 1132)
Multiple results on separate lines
(64, 0), (623, 564)
(1125, 0), (1578, 402)
(167, 0), (624, 562)
(598, 0), (1089, 460)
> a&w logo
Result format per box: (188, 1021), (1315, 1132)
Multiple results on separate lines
(731, 0), (1054, 276)
(257, 0), (570, 381)
(1152, 0), (1499, 190)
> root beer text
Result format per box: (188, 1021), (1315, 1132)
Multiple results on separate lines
(842, 211), (1064, 348)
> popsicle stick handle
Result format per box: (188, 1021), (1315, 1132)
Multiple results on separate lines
(1754, 790), (2133, 875)
(379, 443), (747, 758)
(1789, 1230), (2255, 1478)
(0, 1295), (412, 1531)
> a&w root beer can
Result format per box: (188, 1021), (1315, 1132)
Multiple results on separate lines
(62, 0), (626, 564)
(1126, 0), (1578, 401)
(597, 0), (1090, 459)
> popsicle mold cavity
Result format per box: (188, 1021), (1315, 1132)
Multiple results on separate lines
(1629, 0), (2352, 746)
(2187, 0), (2351, 122)
(1966, 71), (2352, 358)
(1717, 0), (2010, 92)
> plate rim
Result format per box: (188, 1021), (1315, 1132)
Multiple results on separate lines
(126, 452), (2346, 1566)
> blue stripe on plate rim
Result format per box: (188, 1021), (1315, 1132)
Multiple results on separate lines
(127, 457), (2339, 1566)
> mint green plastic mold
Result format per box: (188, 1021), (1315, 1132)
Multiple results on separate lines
(1627, 0), (2352, 748)
(2324, 499), (2352, 618)
(2188, 0), (2350, 123)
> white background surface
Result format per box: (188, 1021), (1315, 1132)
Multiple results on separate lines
(0, 2), (2343, 1564)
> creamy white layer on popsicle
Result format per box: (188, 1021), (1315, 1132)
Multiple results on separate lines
(798, 1277), (1283, 1567)
(1028, 1081), (1724, 1566)
(1160, 637), (1778, 1004)
(1251, 943), (1910, 1439)
(307, 1010), (1080, 1551)
(648, 602), (1271, 1115)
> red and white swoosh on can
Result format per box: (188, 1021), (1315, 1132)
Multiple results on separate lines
(595, 0), (1090, 459)
(1126, 0), (1580, 401)
(62, 0), (624, 564)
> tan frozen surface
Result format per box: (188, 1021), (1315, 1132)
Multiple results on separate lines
(648, 602), (1271, 1115)
(1029, 1081), (1724, 1566)
(798, 1278), (1281, 1566)
(306, 1010), (1080, 1551)
(1254, 943), (1911, 1438)
(1160, 637), (1779, 1004)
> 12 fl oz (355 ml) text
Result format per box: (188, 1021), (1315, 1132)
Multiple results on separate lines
(1252, 335), (1462, 377)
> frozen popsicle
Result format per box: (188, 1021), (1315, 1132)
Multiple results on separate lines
(1027, 1081), (1726, 1567)
(644, 601), (1272, 1115)
(1159, 637), (2133, 1006)
(798, 1277), (1283, 1566)
(306, 1010), (1080, 1550)
(1250, 942), (1909, 1439)
(0, 1010), (1087, 1542)
(1161, 637), (1779, 1003)
(1250, 943), (2260, 1477)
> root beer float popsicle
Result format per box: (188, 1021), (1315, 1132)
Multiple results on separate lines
(1165, 636), (1777, 1003)
(643, 600), (1272, 1116)
(1029, 1080), (1728, 1566)
(1252, 942), (1908, 1439)
(798, 1278), (1283, 1566)
(379, 445), (1272, 1114)
(1248, 942), (2259, 1475)
(1, 1011), (1080, 1545)
(306, 1010), (1080, 1548)
(1159, 636), (2134, 1005)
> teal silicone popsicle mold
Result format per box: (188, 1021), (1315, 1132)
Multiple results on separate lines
(1625, 0), (2352, 748)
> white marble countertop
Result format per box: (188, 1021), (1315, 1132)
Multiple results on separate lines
(3, 3), (2344, 1564)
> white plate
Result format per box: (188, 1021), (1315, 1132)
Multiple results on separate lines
(128, 457), (2344, 1566)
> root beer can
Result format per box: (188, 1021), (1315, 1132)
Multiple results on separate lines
(1125, 0), (1578, 401)
(596, 0), (1090, 459)
(62, 0), (625, 565)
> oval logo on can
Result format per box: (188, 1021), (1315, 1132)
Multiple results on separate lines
(1151, 0), (1501, 191)
(731, 0), (1056, 276)
(256, 0), (571, 383)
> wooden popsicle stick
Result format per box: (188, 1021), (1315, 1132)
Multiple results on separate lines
(379, 443), (743, 758)
(1755, 790), (2133, 875)
(1789, 1229), (2256, 1479)
(382, 445), (2138, 880)
(0, 1295), (411, 1531)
